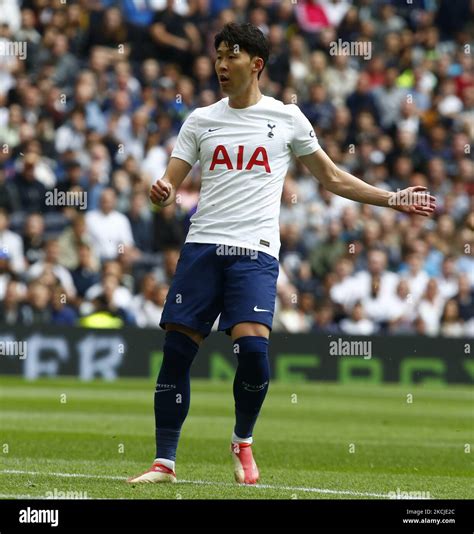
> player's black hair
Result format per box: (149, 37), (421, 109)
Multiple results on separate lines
(214, 23), (270, 80)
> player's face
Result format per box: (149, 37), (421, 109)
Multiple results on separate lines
(215, 43), (255, 95)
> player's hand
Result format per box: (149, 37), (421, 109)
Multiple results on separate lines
(389, 186), (436, 217)
(150, 179), (174, 207)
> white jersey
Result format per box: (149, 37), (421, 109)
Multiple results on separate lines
(171, 95), (321, 259)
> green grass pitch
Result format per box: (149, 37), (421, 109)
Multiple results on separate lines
(0, 376), (472, 499)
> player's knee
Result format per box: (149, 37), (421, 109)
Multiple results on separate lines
(161, 330), (200, 375)
(233, 336), (270, 376)
(231, 322), (270, 340)
(165, 323), (204, 345)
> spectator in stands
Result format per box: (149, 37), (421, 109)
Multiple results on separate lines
(399, 251), (430, 303)
(388, 279), (418, 334)
(27, 238), (77, 299)
(265, 24), (290, 91)
(18, 280), (52, 325)
(302, 82), (335, 131)
(84, 260), (133, 311)
(280, 223), (308, 283)
(310, 219), (346, 278)
(83, 6), (130, 60)
(55, 107), (87, 155)
(361, 270), (398, 329)
(57, 160), (85, 196)
(22, 213), (45, 266)
(0, 250), (15, 300)
(0, 208), (25, 274)
(153, 247), (181, 285)
(130, 273), (167, 328)
(353, 248), (399, 303)
(71, 243), (101, 298)
(58, 213), (98, 271)
(325, 53), (358, 108)
(311, 299), (339, 334)
(0, 278), (23, 325)
(273, 285), (310, 333)
(152, 203), (185, 251)
(372, 67), (407, 130)
(85, 188), (135, 261)
(50, 33), (79, 88)
(340, 301), (377, 335)
(127, 192), (153, 253)
(150, 0), (201, 71)
(346, 72), (380, 127)
(455, 273), (474, 323)
(440, 298), (465, 337)
(51, 284), (78, 325)
(11, 153), (47, 213)
(417, 279), (445, 337)
(80, 273), (136, 327)
(436, 256), (460, 300)
(0, 166), (18, 213)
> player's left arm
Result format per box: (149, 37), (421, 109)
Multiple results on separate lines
(298, 149), (436, 216)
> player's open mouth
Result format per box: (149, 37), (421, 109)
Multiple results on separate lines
(219, 75), (230, 84)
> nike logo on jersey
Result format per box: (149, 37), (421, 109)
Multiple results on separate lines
(208, 127), (222, 132)
(254, 306), (271, 312)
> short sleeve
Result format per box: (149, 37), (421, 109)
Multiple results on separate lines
(171, 111), (199, 166)
(289, 105), (321, 157)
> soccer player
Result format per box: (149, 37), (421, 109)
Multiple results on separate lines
(128, 23), (435, 485)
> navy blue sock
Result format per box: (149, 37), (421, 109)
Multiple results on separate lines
(232, 336), (270, 439)
(154, 330), (199, 461)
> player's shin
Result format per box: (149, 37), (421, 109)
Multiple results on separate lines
(154, 330), (199, 468)
(232, 336), (270, 441)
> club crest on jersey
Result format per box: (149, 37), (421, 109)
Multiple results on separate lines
(209, 145), (271, 173)
(267, 122), (276, 138)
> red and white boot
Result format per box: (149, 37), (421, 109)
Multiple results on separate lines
(231, 441), (259, 485)
(127, 461), (177, 484)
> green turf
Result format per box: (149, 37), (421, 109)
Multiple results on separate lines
(0, 377), (472, 499)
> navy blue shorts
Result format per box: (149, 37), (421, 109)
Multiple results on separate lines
(160, 243), (279, 337)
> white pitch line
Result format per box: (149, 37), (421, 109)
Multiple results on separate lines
(0, 493), (127, 500)
(0, 469), (403, 498)
(0, 493), (35, 499)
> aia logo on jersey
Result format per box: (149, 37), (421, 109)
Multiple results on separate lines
(209, 145), (271, 173)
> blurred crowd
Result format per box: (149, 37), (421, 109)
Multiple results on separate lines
(0, 0), (473, 336)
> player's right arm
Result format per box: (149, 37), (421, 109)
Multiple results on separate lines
(149, 157), (192, 207)
(151, 110), (198, 207)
